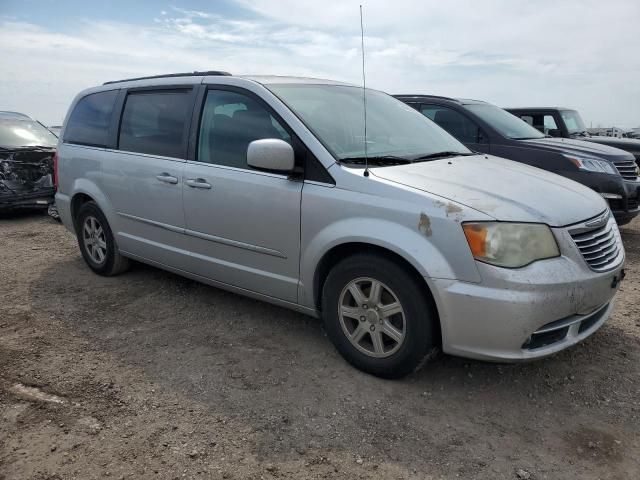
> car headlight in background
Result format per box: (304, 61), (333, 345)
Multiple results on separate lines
(462, 222), (560, 268)
(563, 154), (618, 175)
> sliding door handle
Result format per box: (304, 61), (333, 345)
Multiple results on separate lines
(156, 173), (179, 184)
(185, 178), (212, 189)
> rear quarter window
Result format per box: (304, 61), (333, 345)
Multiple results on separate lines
(118, 90), (192, 159)
(64, 90), (118, 147)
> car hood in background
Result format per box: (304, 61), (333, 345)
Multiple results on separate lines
(0, 149), (55, 196)
(520, 137), (634, 161)
(371, 155), (607, 227)
(582, 136), (640, 155)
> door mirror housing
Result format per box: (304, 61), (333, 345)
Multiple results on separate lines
(547, 128), (562, 137)
(247, 139), (295, 173)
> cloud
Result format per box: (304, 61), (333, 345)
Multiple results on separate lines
(0, 0), (638, 127)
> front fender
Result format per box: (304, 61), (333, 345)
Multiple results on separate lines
(299, 214), (482, 309)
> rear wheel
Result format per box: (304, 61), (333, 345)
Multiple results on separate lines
(321, 253), (438, 378)
(75, 201), (129, 276)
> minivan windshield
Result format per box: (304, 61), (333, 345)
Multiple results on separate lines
(560, 110), (588, 135)
(267, 84), (470, 163)
(466, 103), (545, 140)
(0, 118), (58, 149)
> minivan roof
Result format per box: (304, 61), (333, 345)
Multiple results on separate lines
(393, 94), (487, 105)
(103, 71), (354, 87)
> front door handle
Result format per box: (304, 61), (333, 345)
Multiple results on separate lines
(185, 178), (212, 189)
(156, 173), (179, 184)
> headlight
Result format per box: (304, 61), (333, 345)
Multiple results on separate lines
(462, 222), (560, 268)
(563, 154), (618, 175)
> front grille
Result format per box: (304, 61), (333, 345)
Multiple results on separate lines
(570, 215), (622, 271)
(613, 158), (638, 180)
(607, 198), (623, 211)
(628, 197), (639, 210)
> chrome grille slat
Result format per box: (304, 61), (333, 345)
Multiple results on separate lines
(589, 254), (618, 267)
(569, 213), (622, 271)
(613, 159), (638, 180)
(573, 228), (613, 246)
(581, 236), (617, 256)
(582, 243), (618, 262)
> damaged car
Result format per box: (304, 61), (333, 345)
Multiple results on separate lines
(0, 111), (57, 213)
(56, 73), (625, 378)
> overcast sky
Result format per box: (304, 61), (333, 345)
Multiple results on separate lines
(1, 0), (638, 127)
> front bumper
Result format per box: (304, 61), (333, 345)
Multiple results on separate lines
(0, 189), (55, 211)
(431, 216), (624, 361)
(564, 171), (639, 225)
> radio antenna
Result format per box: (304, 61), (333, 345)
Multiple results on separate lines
(360, 5), (369, 177)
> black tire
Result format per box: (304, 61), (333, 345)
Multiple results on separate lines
(75, 201), (130, 276)
(321, 253), (438, 378)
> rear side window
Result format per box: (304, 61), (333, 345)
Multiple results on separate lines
(421, 105), (480, 144)
(64, 90), (118, 147)
(119, 90), (192, 159)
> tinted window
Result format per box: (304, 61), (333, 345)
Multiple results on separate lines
(119, 90), (191, 158)
(421, 105), (480, 144)
(198, 90), (291, 168)
(64, 90), (118, 147)
(465, 104), (545, 140)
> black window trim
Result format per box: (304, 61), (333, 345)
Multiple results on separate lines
(187, 84), (335, 185)
(63, 88), (121, 148)
(113, 85), (198, 160)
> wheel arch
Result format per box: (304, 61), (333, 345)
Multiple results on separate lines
(68, 178), (115, 231)
(70, 192), (95, 229)
(312, 242), (442, 344)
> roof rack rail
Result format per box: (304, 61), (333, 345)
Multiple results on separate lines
(393, 94), (459, 102)
(104, 70), (232, 85)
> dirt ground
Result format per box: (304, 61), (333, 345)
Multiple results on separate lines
(0, 213), (639, 480)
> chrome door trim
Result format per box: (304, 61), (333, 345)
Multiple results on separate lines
(117, 212), (184, 234)
(185, 228), (287, 258)
(118, 212), (287, 258)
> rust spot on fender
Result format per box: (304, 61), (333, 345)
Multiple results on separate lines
(418, 213), (432, 236)
(446, 203), (463, 215)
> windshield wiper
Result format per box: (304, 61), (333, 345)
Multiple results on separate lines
(413, 151), (473, 161)
(339, 155), (411, 166)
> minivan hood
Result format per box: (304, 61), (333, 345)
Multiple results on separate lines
(520, 137), (632, 161)
(371, 155), (608, 227)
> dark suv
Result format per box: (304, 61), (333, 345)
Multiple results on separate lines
(395, 95), (639, 225)
(505, 107), (640, 167)
(0, 111), (57, 213)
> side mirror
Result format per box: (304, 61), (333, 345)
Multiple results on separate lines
(247, 139), (295, 173)
(548, 128), (561, 137)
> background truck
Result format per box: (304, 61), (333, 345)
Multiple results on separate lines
(506, 107), (640, 169)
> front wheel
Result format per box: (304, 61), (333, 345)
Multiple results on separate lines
(321, 254), (438, 378)
(75, 201), (130, 276)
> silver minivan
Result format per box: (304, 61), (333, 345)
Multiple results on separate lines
(56, 72), (625, 378)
